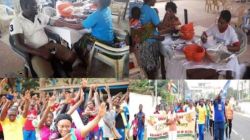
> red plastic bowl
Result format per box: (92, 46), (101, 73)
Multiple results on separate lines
(183, 44), (205, 62)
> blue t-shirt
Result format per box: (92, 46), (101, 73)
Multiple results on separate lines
(214, 100), (225, 122)
(140, 4), (160, 27)
(83, 7), (114, 43)
(137, 112), (145, 131)
(140, 4), (160, 42)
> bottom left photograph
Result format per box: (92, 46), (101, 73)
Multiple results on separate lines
(0, 78), (129, 140)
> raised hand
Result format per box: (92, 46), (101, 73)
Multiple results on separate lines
(61, 133), (71, 140)
(97, 102), (106, 118)
(24, 90), (31, 101)
(90, 84), (97, 91)
(104, 85), (110, 94)
(0, 78), (8, 85)
(48, 96), (56, 107)
(81, 79), (88, 88)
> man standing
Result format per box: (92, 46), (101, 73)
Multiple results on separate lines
(214, 95), (226, 140)
(196, 99), (207, 140)
(137, 104), (145, 140)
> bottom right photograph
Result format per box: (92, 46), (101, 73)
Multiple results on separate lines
(128, 80), (250, 140)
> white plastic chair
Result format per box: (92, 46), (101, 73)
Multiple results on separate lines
(110, 0), (129, 24)
(234, 27), (248, 56)
(0, 4), (15, 33)
(42, 6), (57, 17)
(87, 29), (129, 79)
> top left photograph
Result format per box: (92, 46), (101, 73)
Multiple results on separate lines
(0, 0), (129, 78)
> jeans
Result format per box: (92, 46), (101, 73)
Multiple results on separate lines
(206, 116), (210, 131)
(137, 129), (144, 140)
(86, 130), (99, 140)
(23, 130), (36, 140)
(117, 128), (125, 140)
(214, 121), (225, 140)
(198, 124), (205, 140)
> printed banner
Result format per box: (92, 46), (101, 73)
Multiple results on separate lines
(146, 111), (196, 140)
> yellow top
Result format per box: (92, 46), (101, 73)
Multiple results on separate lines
(225, 105), (233, 120)
(197, 106), (207, 124)
(0, 116), (26, 140)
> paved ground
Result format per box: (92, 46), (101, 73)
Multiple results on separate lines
(204, 112), (250, 140)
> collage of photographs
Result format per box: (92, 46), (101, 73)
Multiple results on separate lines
(0, 0), (250, 140)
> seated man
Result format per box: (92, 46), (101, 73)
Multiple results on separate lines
(201, 10), (240, 53)
(10, 0), (82, 77)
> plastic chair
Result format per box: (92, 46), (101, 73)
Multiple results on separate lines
(110, 0), (129, 23)
(241, 10), (250, 33)
(0, 4), (15, 33)
(42, 6), (57, 17)
(234, 27), (248, 56)
(87, 30), (129, 79)
(9, 30), (67, 77)
(231, 5), (247, 27)
(9, 35), (38, 77)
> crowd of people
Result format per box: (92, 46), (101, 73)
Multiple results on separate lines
(0, 78), (130, 140)
(129, 0), (241, 79)
(131, 94), (234, 140)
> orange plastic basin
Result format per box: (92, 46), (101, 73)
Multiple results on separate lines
(183, 44), (205, 62)
(57, 2), (73, 18)
(180, 23), (194, 40)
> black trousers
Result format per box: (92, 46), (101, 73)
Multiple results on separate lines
(225, 119), (232, 138)
(210, 119), (214, 136)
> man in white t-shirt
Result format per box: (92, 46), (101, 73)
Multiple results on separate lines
(201, 10), (240, 53)
(10, 0), (81, 77)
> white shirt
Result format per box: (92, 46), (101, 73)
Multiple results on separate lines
(205, 24), (239, 46)
(9, 13), (50, 49)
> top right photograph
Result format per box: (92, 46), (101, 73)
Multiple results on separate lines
(129, 0), (250, 80)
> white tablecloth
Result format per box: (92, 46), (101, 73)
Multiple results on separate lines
(46, 26), (90, 48)
(160, 27), (241, 79)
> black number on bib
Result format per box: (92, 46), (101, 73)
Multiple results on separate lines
(10, 25), (14, 32)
